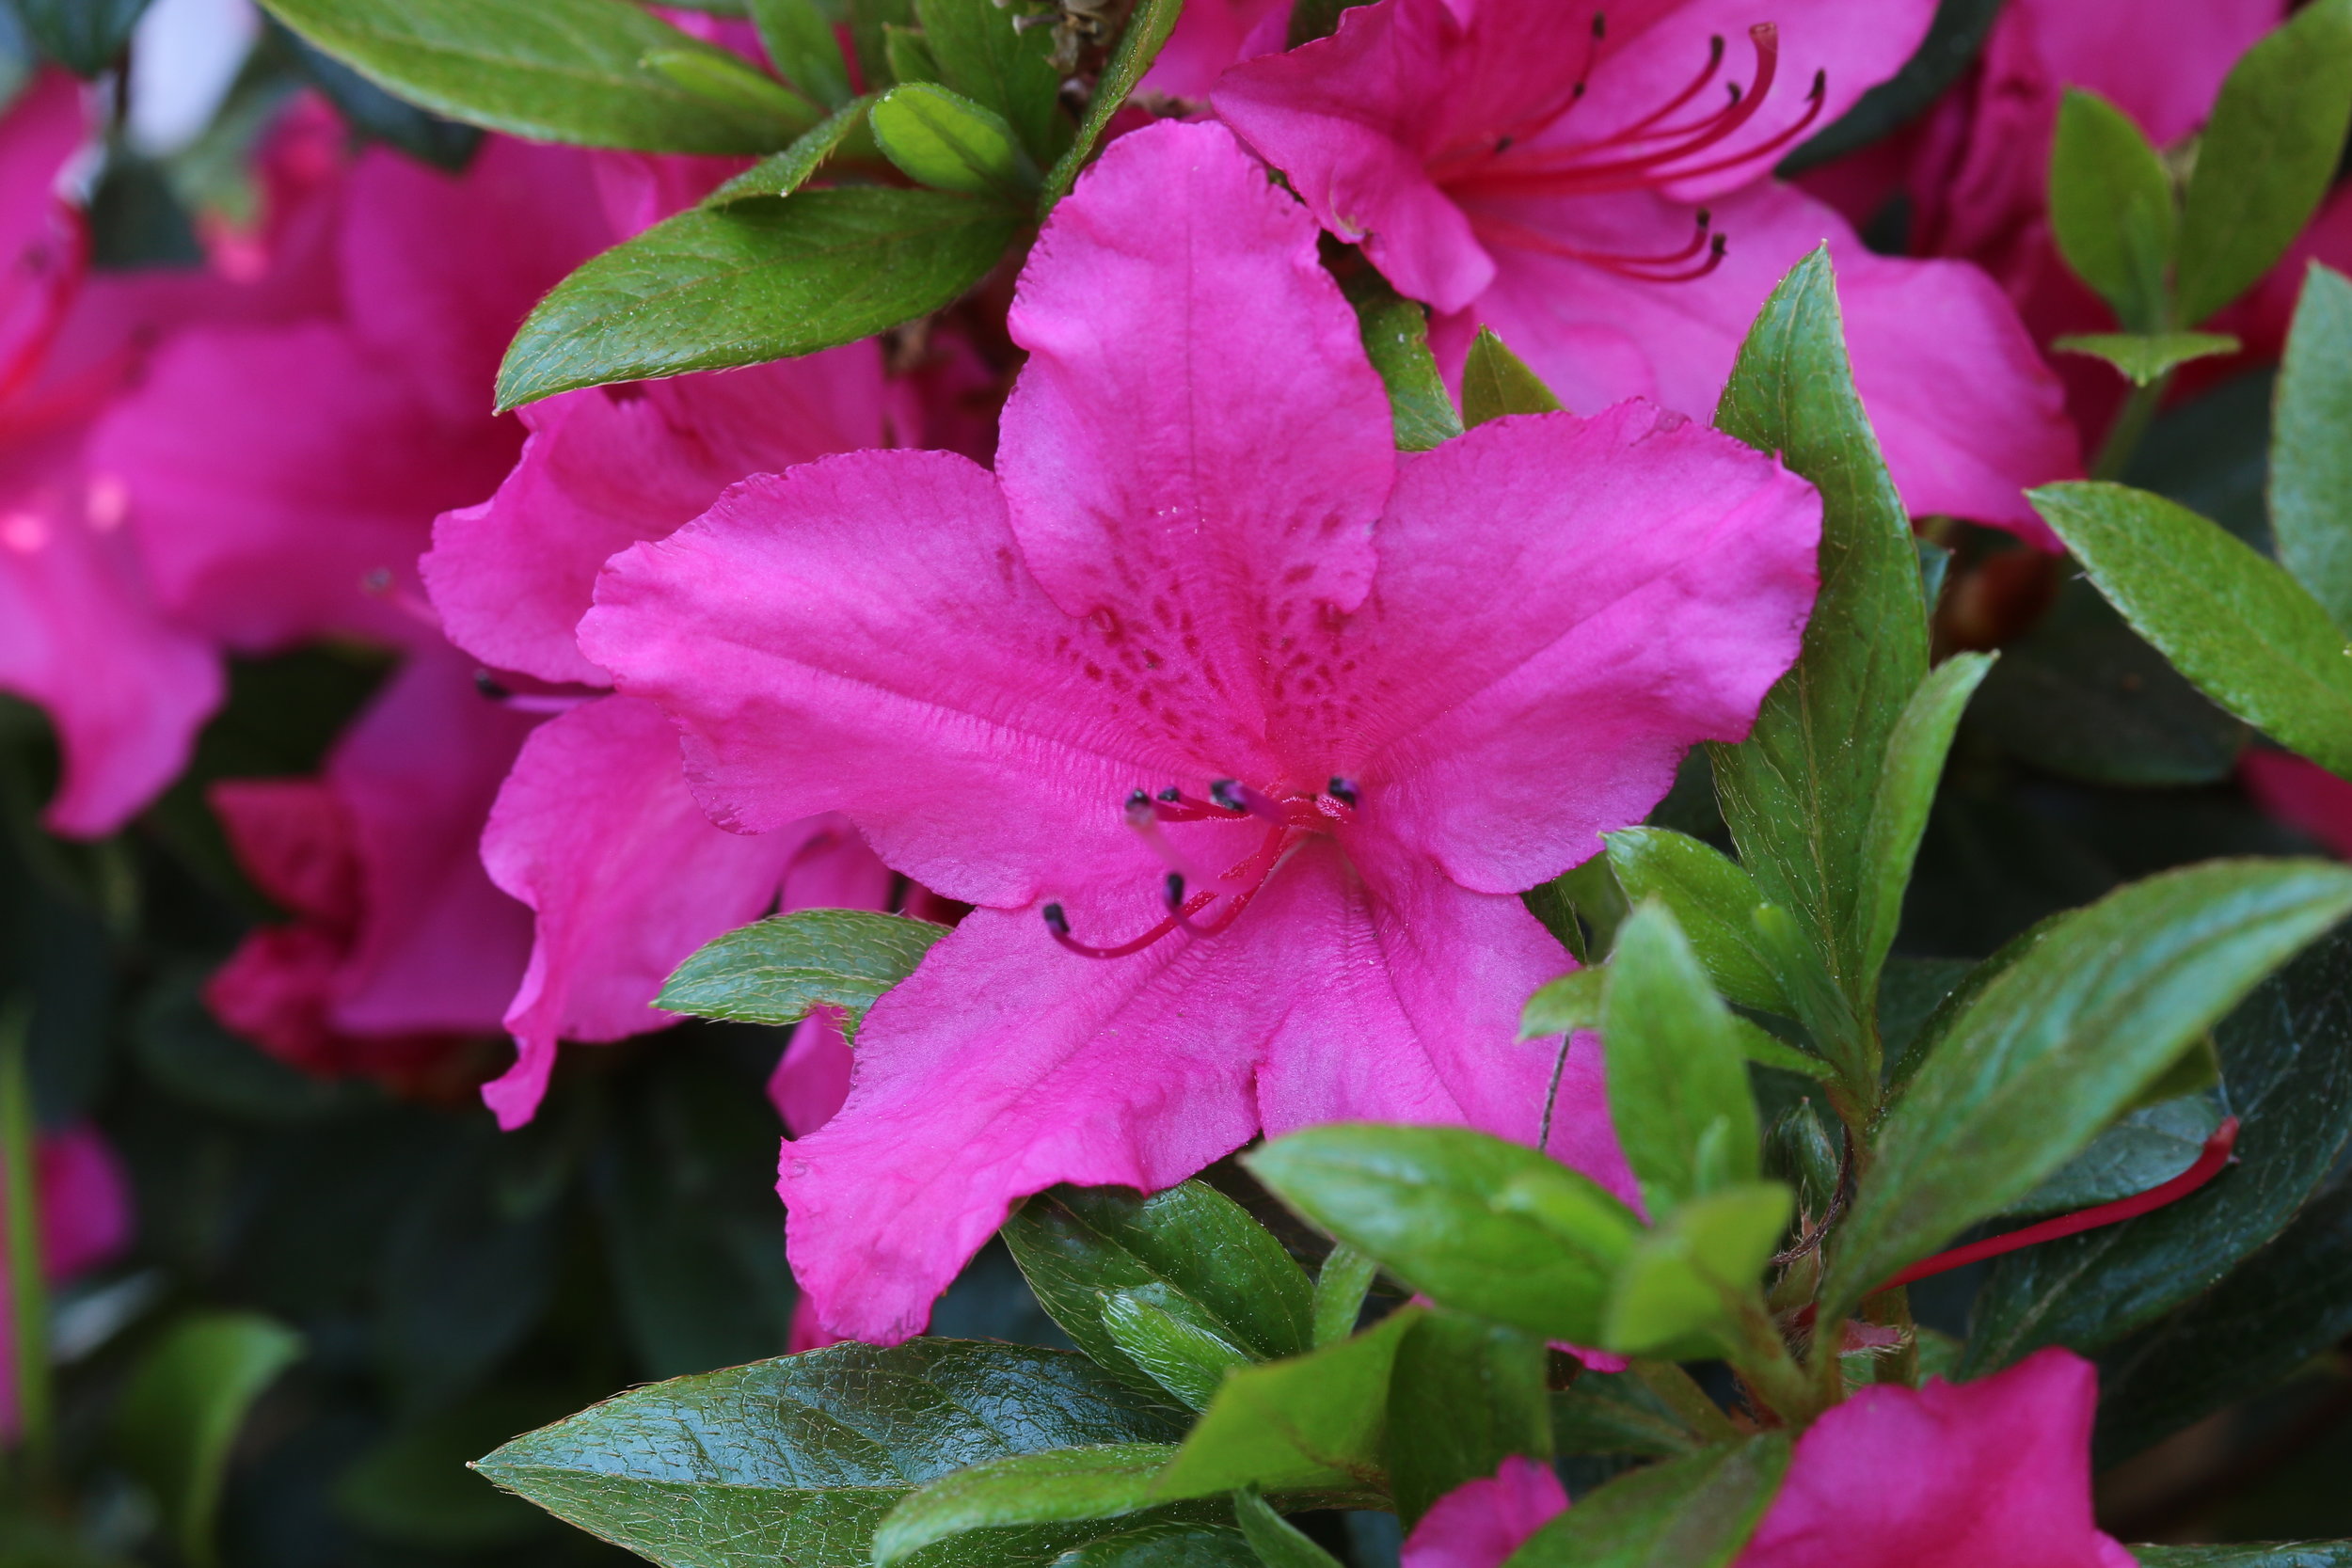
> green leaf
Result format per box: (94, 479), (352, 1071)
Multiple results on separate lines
(2271, 264), (2352, 633)
(475, 1340), (1186, 1568)
(1102, 1291), (1253, 1411)
(1232, 1493), (1342, 1568)
(12, 0), (148, 76)
(1518, 967), (1604, 1039)
(1002, 1180), (1316, 1400)
(498, 187), (1017, 407)
(914, 0), (1065, 166)
(1151, 1307), (1419, 1503)
(1246, 1126), (1641, 1346)
(848, 0), (915, 87)
(871, 82), (1038, 201)
(2135, 1549), (2352, 1567)
(643, 46), (824, 132)
(1601, 1184), (1792, 1356)
(1338, 266), (1464, 452)
(2028, 482), (2352, 778)
(2176, 0), (2352, 325)
(751, 0), (856, 106)
(1063, 1521), (1260, 1568)
(1549, 1374), (1702, 1459)
(1601, 830), (1789, 1016)
(1382, 1312), (1549, 1528)
(2054, 332), (2241, 386)
(1859, 654), (1994, 985)
(704, 96), (877, 205)
(278, 24), (485, 171)
(1602, 904), (1764, 1215)
(1963, 922), (2352, 1375)
(1041, 0), (1182, 210)
(1503, 1435), (1789, 1568)
(1777, 0), (2003, 174)
(1460, 328), (1564, 426)
(1709, 247), (1930, 1029)
(2047, 89), (2177, 333)
(1311, 1244), (1376, 1349)
(1825, 858), (2352, 1319)
(874, 1446), (1183, 1565)
(885, 23), (942, 85)
(658, 908), (946, 1036)
(256, 0), (806, 151)
(1999, 1092), (2223, 1219)
(114, 1313), (304, 1568)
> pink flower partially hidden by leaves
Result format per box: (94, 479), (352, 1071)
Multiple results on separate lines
(583, 120), (1820, 1342)
(1, 1125), (133, 1439)
(2239, 748), (2352, 861)
(1402, 1455), (1566, 1568)
(1214, 0), (2080, 540)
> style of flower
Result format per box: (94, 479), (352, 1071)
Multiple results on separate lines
(582, 119), (1822, 1341)
(1213, 0), (2080, 541)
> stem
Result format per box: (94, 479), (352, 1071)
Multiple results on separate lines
(0, 1002), (52, 1486)
(1727, 1291), (1821, 1426)
(2090, 370), (2176, 481)
(1863, 1285), (1918, 1387)
(1629, 1358), (1745, 1443)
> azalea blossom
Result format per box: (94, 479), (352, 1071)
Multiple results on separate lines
(582, 119), (1821, 1341)
(1213, 0), (2080, 540)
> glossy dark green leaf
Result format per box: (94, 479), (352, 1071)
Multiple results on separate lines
(114, 1313), (304, 1568)
(1709, 248), (1930, 1025)
(704, 96), (877, 204)
(499, 188), (1015, 407)
(12, 0), (147, 75)
(871, 82), (1037, 200)
(2055, 332), (2241, 387)
(1602, 905), (1764, 1215)
(658, 909), (947, 1037)
(751, 0), (856, 106)
(914, 0), (1065, 165)
(1382, 1312), (1549, 1527)
(1827, 859), (2352, 1319)
(257, 0), (805, 151)
(2047, 89), (2176, 333)
(1232, 1492), (1341, 1568)
(1338, 266), (1463, 452)
(1460, 328), (1564, 426)
(1601, 1184), (1791, 1357)
(1041, 0), (1181, 209)
(1247, 1126), (1641, 1346)
(475, 1340), (1186, 1568)
(1503, 1435), (1789, 1568)
(2271, 264), (2352, 632)
(1861, 653), (1994, 982)
(1777, 0), (2003, 174)
(279, 24), (484, 170)
(1311, 1244), (1376, 1349)
(1102, 1291), (1253, 1410)
(2031, 482), (2352, 777)
(1064, 1520), (1260, 1568)
(2135, 1548), (2352, 1567)
(1600, 830), (1788, 1016)
(1549, 1374), (1700, 1459)
(1151, 1308), (1419, 1503)
(2176, 0), (2352, 325)
(875, 1446), (1182, 1564)
(1998, 1093), (2223, 1219)
(1002, 1180), (1315, 1399)
(1963, 922), (2352, 1375)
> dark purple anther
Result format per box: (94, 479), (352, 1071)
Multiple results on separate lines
(1327, 776), (1360, 808)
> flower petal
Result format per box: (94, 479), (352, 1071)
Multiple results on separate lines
(1402, 1455), (1567, 1568)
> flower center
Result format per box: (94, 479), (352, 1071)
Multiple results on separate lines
(1041, 777), (1360, 959)
(1433, 20), (1829, 282)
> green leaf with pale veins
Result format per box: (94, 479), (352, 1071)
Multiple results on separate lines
(1042, 0), (1183, 210)
(1460, 328), (1564, 426)
(1503, 1435), (1790, 1568)
(498, 186), (1017, 407)
(658, 908), (946, 1038)
(2135, 1550), (2352, 1567)
(1101, 1291), (1253, 1411)
(2029, 482), (2352, 778)
(256, 0), (806, 151)
(873, 1446), (1183, 1565)
(2271, 264), (2352, 633)
(871, 83), (1037, 201)
(2046, 89), (2177, 333)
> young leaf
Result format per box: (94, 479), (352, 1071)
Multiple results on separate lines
(1101, 1291), (1254, 1411)
(848, 0), (917, 87)
(1601, 1184), (1792, 1357)
(1460, 328), (1565, 426)
(703, 96), (878, 205)
(870, 82), (1039, 201)
(12, 0), (148, 76)
(1311, 1244), (1377, 1348)
(1602, 904), (1765, 1215)
(113, 1313), (305, 1568)
(2270, 263), (2352, 633)
(1823, 859), (2352, 1320)
(2175, 0), (2352, 325)
(1518, 968), (1604, 1039)
(1858, 653), (1995, 987)
(1001, 1180), (1316, 1399)
(914, 0), (1066, 166)
(497, 188), (1019, 408)
(1338, 266), (1464, 452)
(1502, 1434), (1790, 1568)
(884, 23), (943, 85)
(1041, 0), (1183, 210)
(2054, 332), (2241, 387)
(2046, 89), (2176, 334)
(1232, 1492), (1343, 1568)
(475, 1341), (1187, 1568)
(2028, 482), (2352, 779)
(750, 0), (856, 107)
(1601, 829), (1790, 1016)
(1382, 1312), (1550, 1528)
(257, 0), (806, 152)
(642, 47), (824, 133)
(872, 1445), (1183, 1565)
(657, 908), (946, 1038)
(1246, 1126), (1642, 1346)
(1709, 248), (1930, 1025)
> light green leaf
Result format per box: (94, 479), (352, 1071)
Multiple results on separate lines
(1101, 1291), (1253, 1411)
(2176, 0), (2352, 325)
(874, 1446), (1182, 1565)
(1339, 266), (1464, 452)
(257, 0), (804, 151)
(658, 909), (946, 1038)
(1311, 1245), (1376, 1349)
(1232, 1493), (1342, 1568)
(1041, 0), (1182, 210)
(1602, 904), (1764, 1215)
(2271, 264), (2352, 632)
(751, 0), (856, 106)
(114, 1313), (304, 1568)
(704, 96), (878, 205)
(1460, 327), (1565, 426)
(1602, 829), (1790, 1016)
(642, 46), (823, 130)
(1518, 968), (1603, 1039)
(1382, 1312), (1549, 1527)
(1602, 1184), (1792, 1356)
(2047, 89), (2177, 333)
(1503, 1435), (1789, 1568)
(500, 188), (1015, 406)
(2054, 331), (2241, 386)
(1859, 653), (1995, 986)
(871, 82), (1038, 201)
(1824, 859), (2352, 1318)
(2029, 482), (2352, 778)
(914, 0), (1066, 165)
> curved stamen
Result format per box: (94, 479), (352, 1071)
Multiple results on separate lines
(1210, 778), (1289, 823)
(1473, 212), (1728, 282)
(1042, 824), (1290, 958)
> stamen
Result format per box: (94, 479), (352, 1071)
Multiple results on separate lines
(1043, 824), (1291, 959)
(472, 668), (595, 714)
(1327, 776), (1360, 808)
(1209, 778), (1287, 823)
(1472, 211), (1727, 282)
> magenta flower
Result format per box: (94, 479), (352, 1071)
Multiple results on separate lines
(1402, 1456), (1566, 1568)
(582, 119), (1820, 1341)
(1213, 0), (2080, 541)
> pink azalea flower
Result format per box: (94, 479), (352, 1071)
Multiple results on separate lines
(1401, 1455), (1567, 1568)
(1142, 0), (1291, 99)
(581, 119), (1821, 1341)
(1, 1125), (133, 1439)
(1213, 0), (2080, 542)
